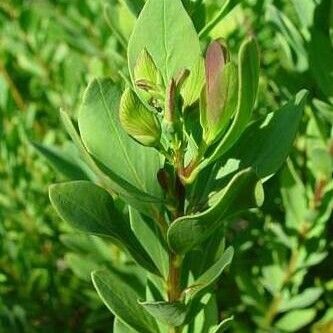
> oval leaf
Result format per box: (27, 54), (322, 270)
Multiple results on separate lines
(78, 78), (162, 198)
(119, 88), (161, 147)
(49, 181), (160, 275)
(60, 110), (162, 217)
(92, 270), (160, 333)
(276, 309), (316, 332)
(128, 0), (201, 83)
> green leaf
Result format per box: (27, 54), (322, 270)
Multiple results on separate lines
(276, 308), (316, 332)
(186, 247), (234, 299)
(139, 301), (187, 327)
(119, 88), (161, 147)
(78, 78), (162, 199)
(49, 181), (160, 275)
(266, 5), (308, 71)
(128, 0), (201, 83)
(208, 37), (259, 162)
(281, 161), (307, 230)
(268, 223), (293, 249)
(310, 28), (333, 100)
(279, 288), (323, 313)
(261, 265), (285, 295)
(209, 317), (234, 333)
(199, 0), (239, 39)
(129, 208), (169, 278)
(308, 1), (333, 103)
(309, 147), (332, 180)
(225, 90), (308, 180)
(181, 37), (261, 183)
(32, 141), (89, 180)
(104, 4), (128, 49)
(181, 57), (205, 108)
(134, 48), (162, 88)
(185, 293), (219, 333)
(60, 110), (163, 217)
(92, 270), (160, 333)
(168, 169), (263, 254)
(291, 0), (315, 28)
(313, 99), (333, 124)
(114, 318), (139, 333)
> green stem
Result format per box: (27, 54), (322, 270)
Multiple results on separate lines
(167, 244), (183, 333)
(166, 147), (185, 333)
(167, 253), (182, 302)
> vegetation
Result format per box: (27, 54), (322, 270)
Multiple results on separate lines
(0, 0), (332, 332)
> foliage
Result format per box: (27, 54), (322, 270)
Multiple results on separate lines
(1, 0), (332, 332)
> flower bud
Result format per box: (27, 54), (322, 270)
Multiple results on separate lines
(200, 40), (238, 145)
(119, 88), (161, 147)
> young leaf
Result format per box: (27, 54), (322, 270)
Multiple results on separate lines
(134, 49), (162, 90)
(279, 288), (323, 313)
(128, 0), (201, 83)
(168, 169), (263, 254)
(276, 309), (316, 332)
(119, 88), (161, 147)
(181, 57), (205, 108)
(139, 301), (187, 327)
(49, 181), (160, 275)
(92, 270), (160, 333)
(78, 78), (162, 198)
(186, 247), (234, 299)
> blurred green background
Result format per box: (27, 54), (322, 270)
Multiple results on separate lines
(0, 0), (332, 332)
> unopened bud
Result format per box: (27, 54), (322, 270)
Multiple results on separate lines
(200, 40), (238, 144)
